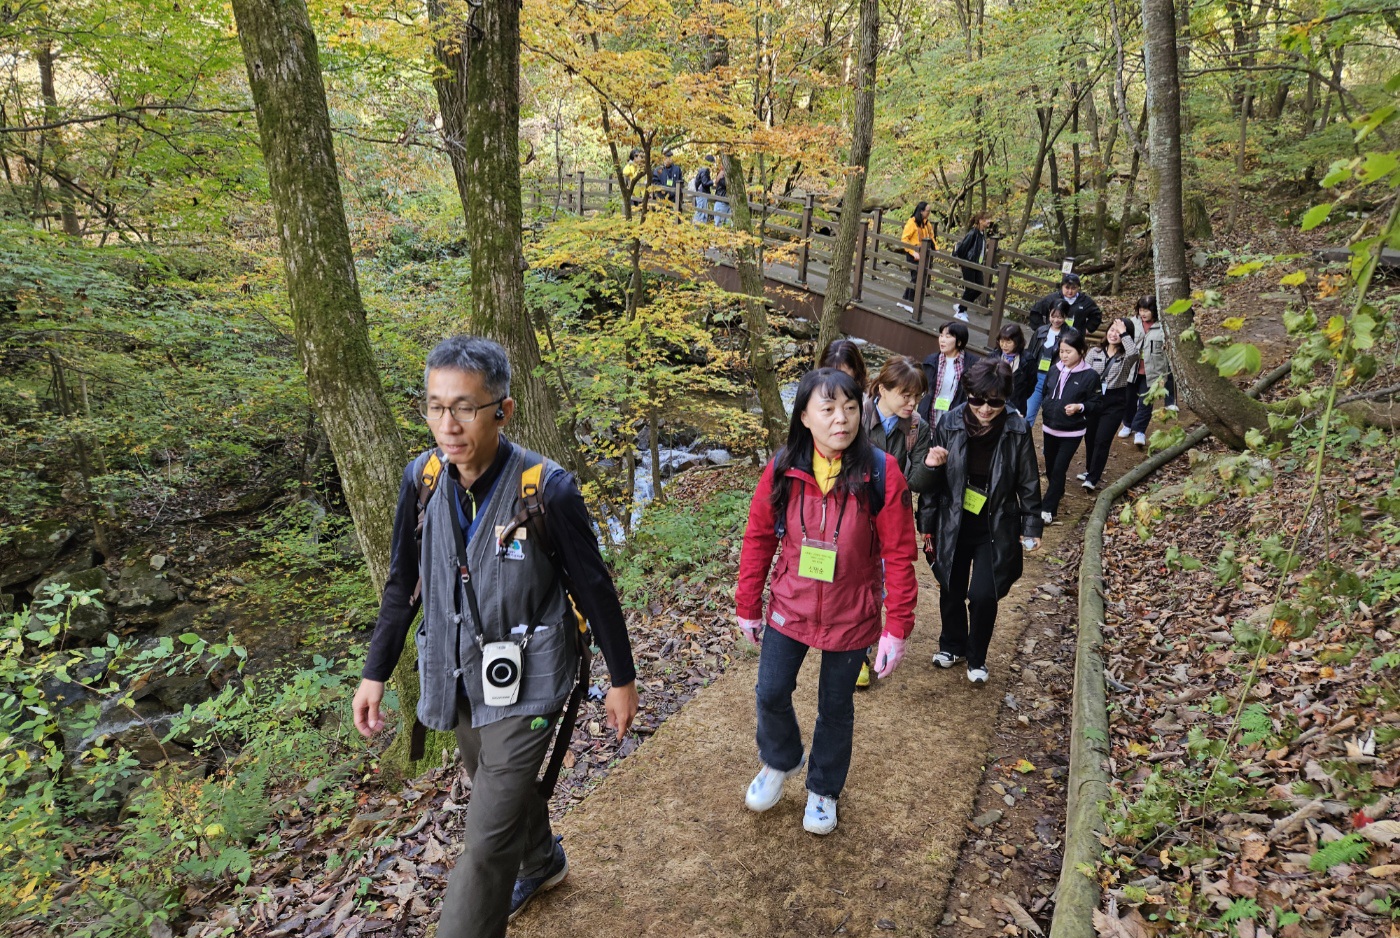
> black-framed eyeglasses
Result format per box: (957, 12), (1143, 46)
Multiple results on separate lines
(967, 396), (1006, 409)
(418, 397), (505, 424)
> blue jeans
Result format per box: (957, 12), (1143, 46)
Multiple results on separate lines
(755, 626), (866, 799)
(1024, 370), (1049, 425)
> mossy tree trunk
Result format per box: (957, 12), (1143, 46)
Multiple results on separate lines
(817, 0), (878, 356)
(1141, 0), (1269, 449)
(724, 154), (789, 453)
(231, 0), (435, 776)
(427, 0), (582, 477)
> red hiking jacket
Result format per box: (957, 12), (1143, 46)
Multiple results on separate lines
(735, 452), (918, 651)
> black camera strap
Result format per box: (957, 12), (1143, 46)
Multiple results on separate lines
(447, 473), (550, 651)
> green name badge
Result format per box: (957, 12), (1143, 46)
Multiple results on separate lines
(1039, 357), (1052, 372)
(798, 540), (837, 582)
(1066, 317), (1075, 328)
(962, 487), (988, 514)
(934, 396), (952, 412)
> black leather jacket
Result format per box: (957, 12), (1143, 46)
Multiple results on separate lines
(916, 406), (1043, 599)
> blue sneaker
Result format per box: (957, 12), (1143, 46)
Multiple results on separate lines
(508, 836), (568, 921)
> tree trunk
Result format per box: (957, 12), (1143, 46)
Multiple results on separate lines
(231, 0), (427, 771)
(1111, 105), (1147, 296)
(817, 0), (878, 354)
(1012, 106), (1054, 253)
(725, 154), (788, 453)
(36, 44), (80, 236)
(427, 0), (582, 477)
(1141, 0), (1268, 448)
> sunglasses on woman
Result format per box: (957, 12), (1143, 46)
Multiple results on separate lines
(967, 395), (1006, 409)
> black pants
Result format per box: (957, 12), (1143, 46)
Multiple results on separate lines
(1041, 433), (1083, 517)
(938, 524), (998, 670)
(903, 253), (920, 302)
(1084, 386), (1132, 485)
(960, 268), (985, 309)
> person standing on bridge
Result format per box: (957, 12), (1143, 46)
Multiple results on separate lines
(1028, 272), (1102, 337)
(712, 157), (730, 227)
(352, 337), (639, 938)
(951, 212), (993, 323)
(917, 320), (974, 428)
(692, 155), (714, 224)
(899, 201), (935, 311)
(920, 357), (1042, 683)
(735, 368), (918, 835)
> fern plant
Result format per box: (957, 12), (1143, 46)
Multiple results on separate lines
(1308, 833), (1371, 872)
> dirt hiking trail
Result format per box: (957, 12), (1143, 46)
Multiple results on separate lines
(507, 497), (1092, 938)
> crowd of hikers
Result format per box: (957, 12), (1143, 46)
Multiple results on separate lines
(350, 251), (1179, 933)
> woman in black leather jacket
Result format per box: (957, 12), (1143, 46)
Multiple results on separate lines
(917, 357), (1042, 684)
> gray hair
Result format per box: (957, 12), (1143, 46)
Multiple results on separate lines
(424, 335), (511, 400)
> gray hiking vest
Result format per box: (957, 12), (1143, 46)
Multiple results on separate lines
(415, 444), (578, 731)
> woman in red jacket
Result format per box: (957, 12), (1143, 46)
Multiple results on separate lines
(734, 368), (918, 835)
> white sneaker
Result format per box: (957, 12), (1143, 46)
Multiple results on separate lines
(897, 302), (914, 312)
(1075, 472), (1088, 481)
(1082, 479), (1096, 491)
(1133, 432), (1147, 449)
(803, 791), (838, 835)
(745, 755), (804, 812)
(933, 651), (964, 668)
(1166, 404), (1179, 412)
(967, 667), (989, 684)
(1116, 426), (1131, 439)
(1041, 510), (1053, 524)
(954, 310), (970, 322)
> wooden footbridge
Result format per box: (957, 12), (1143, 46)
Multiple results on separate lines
(525, 173), (1074, 358)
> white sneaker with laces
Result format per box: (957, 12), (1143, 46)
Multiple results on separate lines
(1082, 479), (1096, 491)
(1041, 510), (1053, 524)
(954, 310), (970, 322)
(745, 755), (805, 812)
(1166, 404), (1179, 412)
(933, 651), (964, 668)
(1075, 472), (1088, 481)
(803, 791), (838, 835)
(1133, 432), (1147, 449)
(897, 302), (914, 312)
(967, 667), (989, 684)
(1116, 425), (1131, 439)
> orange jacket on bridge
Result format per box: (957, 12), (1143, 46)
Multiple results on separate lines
(901, 216), (936, 260)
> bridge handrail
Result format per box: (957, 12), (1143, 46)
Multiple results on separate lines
(523, 174), (1076, 351)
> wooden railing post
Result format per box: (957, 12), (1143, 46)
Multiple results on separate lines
(985, 235), (1000, 276)
(870, 208), (884, 273)
(577, 172), (587, 214)
(988, 261), (1012, 349)
(798, 193), (815, 283)
(852, 219), (868, 300)
(673, 181), (683, 213)
(912, 238), (931, 323)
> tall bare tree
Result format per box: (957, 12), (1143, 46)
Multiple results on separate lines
(1141, 0), (1269, 448)
(231, 0), (433, 774)
(427, 0), (581, 473)
(816, 0), (878, 354)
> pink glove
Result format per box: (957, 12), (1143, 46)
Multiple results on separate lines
(737, 617), (764, 646)
(873, 633), (906, 679)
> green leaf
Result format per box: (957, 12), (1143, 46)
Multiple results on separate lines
(1165, 297), (1192, 316)
(1215, 343), (1262, 377)
(1354, 105), (1397, 145)
(1320, 160), (1352, 188)
(1357, 152), (1399, 184)
(1308, 834), (1370, 872)
(1227, 260), (1266, 277)
(1278, 270), (1306, 287)
(1352, 313), (1376, 350)
(1084, 726), (1107, 743)
(1300, 203), (1332, 231)
(179, 632), (201, 645)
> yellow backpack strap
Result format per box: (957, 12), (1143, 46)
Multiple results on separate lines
(520, 462), (545, 500)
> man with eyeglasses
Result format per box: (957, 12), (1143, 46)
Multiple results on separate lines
(352, 336), (638, 938)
